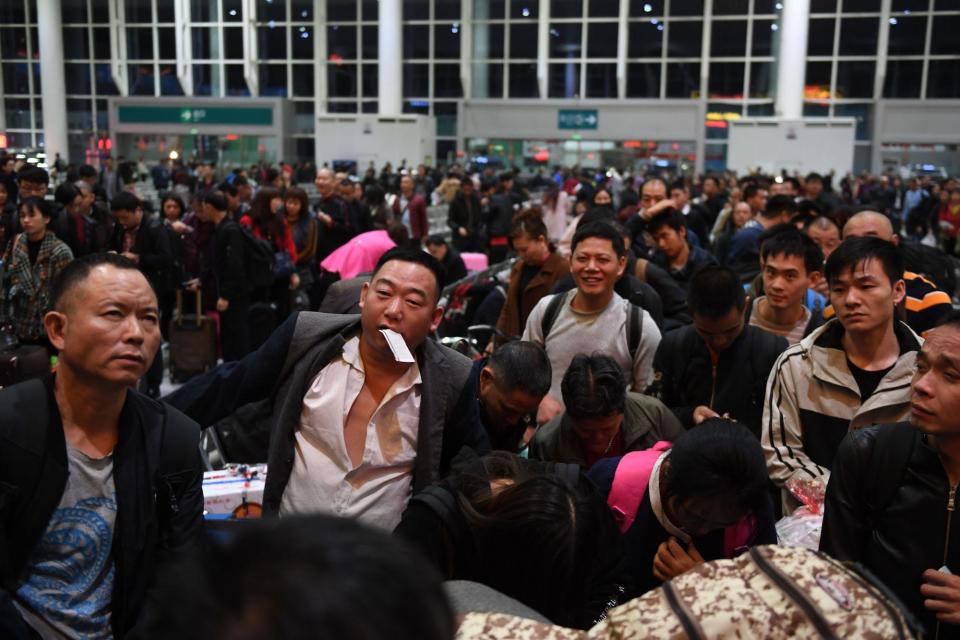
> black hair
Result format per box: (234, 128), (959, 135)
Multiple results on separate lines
(50, 253), (154, 310)
(687, 265), (746, 318)
(647, 210), (686, 235)
(487, 341), (552, 398)
(581, 206), (616, 225)
(54, 182), (80, 206)
(110, 190), (141, 213)
(561, 353), (627, 420)
(760, 227), (824, 274)
(935, 310), (960, 331)
(17, 166), (48, 185)
(425, 233), (447, 246)
(145, 515), (455, 640)
(668, 178), (689, 193)
(217, 181), (238, 198)
(743, 183), (764, 202)
(160, 192), (186, 217)
(372, 247), (445, 302)
(764, 194), (799, 219)
(805, 172), (824, 183)
(824, 236), (904, 287)
(571, 221), (625, 259)
(232, 175), (249, 188)
(662, 419), (770, 520)
(510, 208), (548, 241)
(18, 197), (56, 222)
(203, 190), (228, 212)
(78, 164), (98, 179)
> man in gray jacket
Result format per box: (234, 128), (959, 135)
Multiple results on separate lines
(166, 248), (490, 529)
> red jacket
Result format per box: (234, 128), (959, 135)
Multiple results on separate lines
(392, 193), (428, 241)
(239, 214), (297, 262)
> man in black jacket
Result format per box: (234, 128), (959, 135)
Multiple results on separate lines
(110, 191), (173, 397)
(425, 234), (468, 287)
(821, 311), (960, 638)
(651, 265), (787, 436)
(200, 190), (249, 362)
(165, 248), (490, 530)
(0, 253), (203, 640)
(447, 180), (482, 252)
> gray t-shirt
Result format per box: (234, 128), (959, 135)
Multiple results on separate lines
(522, 289), (661, 404)
(15, 447), (117, 640)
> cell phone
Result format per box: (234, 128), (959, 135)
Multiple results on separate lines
(941, 565), (953, 575)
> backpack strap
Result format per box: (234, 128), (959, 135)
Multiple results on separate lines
(540, 293), (566, 342)
(748, 547), (838, 639)
(607, 442), (672, 534)
(626, 301), (643, 363)
(409, 485), (464, 538)
(723, 514), (758, 557)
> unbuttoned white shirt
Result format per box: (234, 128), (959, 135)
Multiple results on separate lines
(279, 336), (422, 530)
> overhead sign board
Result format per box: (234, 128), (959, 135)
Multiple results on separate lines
(117, 105), (274, 126)
(558, 109), (598, 130)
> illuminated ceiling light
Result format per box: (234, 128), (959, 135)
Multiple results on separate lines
(889, 17), (898, 24)
(522, 7), (530, 16)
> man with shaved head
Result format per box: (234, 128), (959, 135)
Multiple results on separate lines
(0, 253), (203, 638)
(827, 210), (952, 337)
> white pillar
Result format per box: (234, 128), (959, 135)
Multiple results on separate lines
(775, 0), (811, 119)
(379, 0), (403, 115)
(37, 0), (69, 161)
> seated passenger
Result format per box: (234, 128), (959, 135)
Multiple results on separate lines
(530, 353), (683, 468)
(425, 234), (468, 288)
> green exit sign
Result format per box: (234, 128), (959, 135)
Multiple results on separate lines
(118, 105), (273, 126)
(558, 109), (598, 130)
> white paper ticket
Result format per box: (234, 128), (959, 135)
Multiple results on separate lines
(380, 328), (416, 363)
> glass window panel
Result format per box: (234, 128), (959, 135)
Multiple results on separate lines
(62, 27), (89, 60)
(225, 64), (251, 95)
(510, 62), (539, 97)
(587, 23), (618, 58)
(94, 63), (119, 95)
(362, 25), (379, 58)
(805, 60), (832, 92)
(291, 26), (313, 59)
(327, 0), (356, 21)
(403, 101), (428, 114)
(259, 63), (288, 97)
(5, 98), (33, 128)
(158, 28), (176, 59)
(887, 16), (926, 55)
(129, 64), (155, 96)
(294, 102), (315, 133)
(191, 0), (215, 21)
(749, 61), (773, 97)
(362, 0), (379, 20)
(935, 0), (960, 8)
(403, 63), (429, 96)
(838, 18), (879, 56)
(711, 20), (747, 57)
(93, 28), (111, 59)
(438, 141), (457, 164)
(754, 0), (777, 12)
(704, 143), (727, 172)
(626, 62), (661, 97)
(931, 16), (960, 55)
(511, 1), (538, 18)
(329, 101), (359, 113)
(511, 24), (538, 58)
(713, 0), (748, 14)
(434, 24), (461, 59)
(403, 0), (430, 19)
(548, 62), (580, 97)
(883, 59), (922, 97)
(630, 0), (665, 15)
(259, 26), (288, 59)
(257, 0), (286, 21)
(157, 0), (176, 22)
(708, 62), (744, 98)
(62, 0), (86, 24)
(590, 0), (620, 17)
(295, 138), (315, 162)
(807, 18), (835, 56)
(752, 20), (775, 57)
(0, 3), (26, 23)
(628, 21), (663, 57)
(549, 23), (582, 58)
(668, 20), (702, 57)
(222, 0), (242, 21)
(292, 63), (314, 96)
(550, 0), (582, 18)
(159, 66), (184, 95)
(434, 63), (463, 96)
(403, 25), (430, 58)
(665, 61), (700, 97)
(473, 0), (505, 19)
(747, 103), (775, 116)
(810, 0), (836, 10)
(471, 62), (504, 97)
(32, 62), (40, 93)
(669, 0), (704, 16)
(327, 64), (357, 98)
(927, 59), (960, 98)
(65, 63), (91, 94)
(585, 62), (617, 97)
(224, 27), (244, 58)
(473, 23), (505, 58)
(1, 28), (29, 59)
(125, 0), (152, 22)
(842, 0), (879, 11)
(435, 0), (462, 20)
(292, 0), (313, 20)
(891, 0), (930, 10)
(833, 104), (870, 140)
(127, 28), (154, 59)
(835, 60), (875, 98)
(362, 63), (378, 96)
(192, 64), (220, 96)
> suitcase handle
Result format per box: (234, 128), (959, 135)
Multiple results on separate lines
(175, 288), (203, 328)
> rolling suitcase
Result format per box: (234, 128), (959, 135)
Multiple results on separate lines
(169, 289), (218, 383)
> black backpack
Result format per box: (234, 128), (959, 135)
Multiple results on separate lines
(239, 225), (276, 292)
(540, 293), (644, 362)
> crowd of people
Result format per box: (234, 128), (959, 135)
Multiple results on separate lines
(2, 149), (960, 639)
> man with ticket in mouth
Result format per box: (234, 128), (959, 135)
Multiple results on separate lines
(166, 247), (490, 530)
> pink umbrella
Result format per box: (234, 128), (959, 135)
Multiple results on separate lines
(320, 230), (397, 280)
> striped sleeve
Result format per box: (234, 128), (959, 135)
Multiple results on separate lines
(761, 348), (829, 489)
(904, 273), (952, 336)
